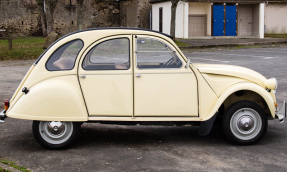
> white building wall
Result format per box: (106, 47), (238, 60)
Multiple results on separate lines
(265, 3), (287, 34)
(152, 1), (188, 38)
(188, 2), (212, 36)
(152, 1), (263, 38)
(259, 3), (264, 38)
(252, 4), (260, 37)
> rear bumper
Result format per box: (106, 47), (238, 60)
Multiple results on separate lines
(276, 101), (286, 123)
(0, 110), (6, 122)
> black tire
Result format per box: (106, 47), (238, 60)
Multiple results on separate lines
(32, 121), (81, 149)
(222, 101), (268, 145)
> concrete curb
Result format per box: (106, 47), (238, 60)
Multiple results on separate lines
(0, 162), (22, 172)
(178, 41), (287, 49)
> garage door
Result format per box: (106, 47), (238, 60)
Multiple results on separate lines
(213, 5), (224, 36)
(188, 15), (206, 37)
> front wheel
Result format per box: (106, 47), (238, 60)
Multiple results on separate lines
(32, 121), (81, 149)
(222, 101), (268, 145)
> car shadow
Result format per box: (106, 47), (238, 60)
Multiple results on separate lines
(4, 122), (279, 151)
(72, 123), (228, 148)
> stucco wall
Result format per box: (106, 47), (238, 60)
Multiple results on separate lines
(265, 3), (287, 34)
(188, 2), (211, 36)
(152, 1), (188, 38)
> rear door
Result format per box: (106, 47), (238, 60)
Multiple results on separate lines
(78, 35), (133, 117)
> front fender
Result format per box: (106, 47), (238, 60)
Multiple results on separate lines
(202, 82), (276, 121)
(7, 76), (88, 121)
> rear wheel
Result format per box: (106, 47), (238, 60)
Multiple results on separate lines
(222, 101), (268, 145)
(32, 121), (81, 149)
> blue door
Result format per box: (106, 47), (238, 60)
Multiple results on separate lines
(225, 5), (237, 36)
(213, 5), (224, 36)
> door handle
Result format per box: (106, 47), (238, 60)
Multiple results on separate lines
(79, 74), (86, 79)
(135, 74), (141, 78)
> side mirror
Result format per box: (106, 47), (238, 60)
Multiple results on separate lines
(185, 59), (191, 68)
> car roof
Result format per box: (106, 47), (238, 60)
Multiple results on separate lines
(34, 27), (173, 65)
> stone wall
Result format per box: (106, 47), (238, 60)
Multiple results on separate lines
(138, 0), (151, 29)
(0, 0), (41, 36)
(52, 0), (121, 35)
(0, 0), (151, 36)
(120, 0), (151, 29)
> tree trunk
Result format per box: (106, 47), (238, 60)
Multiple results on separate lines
(77, 0), (84, 30)
(36, 0), (47, 36)
(45, 0), (58, 35)
(170, 0), (179, 40)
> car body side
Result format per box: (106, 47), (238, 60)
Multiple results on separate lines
(6, 29), (277, 122)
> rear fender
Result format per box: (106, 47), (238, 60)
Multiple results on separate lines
(7, 76), (88, 121)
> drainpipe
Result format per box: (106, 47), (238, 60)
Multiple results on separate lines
(150, 10), (152, 30)
(183, 2), (185, 39)
(259, 3), (264, 38)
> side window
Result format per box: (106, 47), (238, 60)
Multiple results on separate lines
(82, 38), (130, 70)
(46, 39), (83, 71)
(136, 38), (182, 69)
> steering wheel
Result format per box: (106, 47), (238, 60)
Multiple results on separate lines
(161, 57), (175, 68)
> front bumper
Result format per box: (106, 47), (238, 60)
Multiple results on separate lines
(0, 110), (6, 122)
(276, 101), (287, 123)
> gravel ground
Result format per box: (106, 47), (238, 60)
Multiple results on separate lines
(0, 45), (287, 171)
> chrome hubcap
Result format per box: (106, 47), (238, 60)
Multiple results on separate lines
(238, 116), (254, 131)
(47, 121), (65, 135)
(39, 121), (73, 144)
(230, 108), (262, 140)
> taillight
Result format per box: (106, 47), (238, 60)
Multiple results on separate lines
(4, 100), (9, 110)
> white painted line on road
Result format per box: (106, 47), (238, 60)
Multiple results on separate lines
(193, 52), (276, 59)
(228, 49), (287, 54)
(188, 57), (231, 63)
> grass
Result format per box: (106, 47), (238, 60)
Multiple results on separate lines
(0, 36), (45, 61)
(1, 160), (30, 172)
(265, 34), (287, 39)
(174, 40), (190, 47)
(0, 167), (11, 172)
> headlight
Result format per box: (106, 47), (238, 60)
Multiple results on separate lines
(264, 78), (278, 91)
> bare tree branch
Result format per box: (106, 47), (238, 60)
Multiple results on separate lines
(36, 0), (47, 36)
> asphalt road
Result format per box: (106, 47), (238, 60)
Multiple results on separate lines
(1, 45), (287, 171)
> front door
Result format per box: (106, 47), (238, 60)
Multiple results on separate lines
(78, 35), (133, 116)
(133, 36), (198, 117)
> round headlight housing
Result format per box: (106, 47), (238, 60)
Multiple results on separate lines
(264, 77), (278, 91)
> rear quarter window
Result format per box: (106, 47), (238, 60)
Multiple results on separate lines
(46, 39), (84, 71)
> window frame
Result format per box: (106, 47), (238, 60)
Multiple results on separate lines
(45, 39), (84, 71)
(135, 37), (183, 70)
(82, 37), (131, 71)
